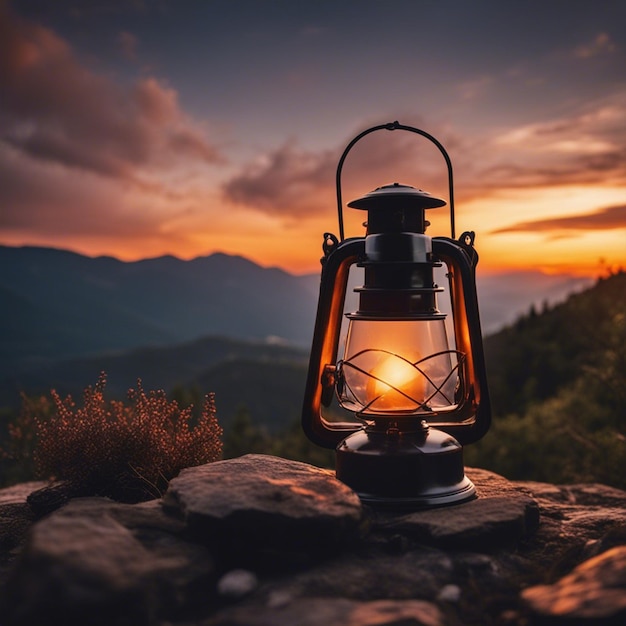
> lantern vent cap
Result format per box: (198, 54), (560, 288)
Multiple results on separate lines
(347, 183), (446, 212)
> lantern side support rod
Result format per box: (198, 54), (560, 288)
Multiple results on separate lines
(336, 121), (456, 241)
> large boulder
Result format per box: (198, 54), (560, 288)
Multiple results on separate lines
(522, 545), (626, 623)
(5, 498), (213, 626)
(204, 597), (445, 626)
(162, 454), (364, 557)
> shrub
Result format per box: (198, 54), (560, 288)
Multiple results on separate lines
(8, 372), (222, 501)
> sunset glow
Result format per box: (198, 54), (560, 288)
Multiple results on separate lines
(1, 1), (624, 278)
(462, 185), (626, 276)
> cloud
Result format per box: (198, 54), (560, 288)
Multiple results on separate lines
(476, 93), (626, 192)
(118, 30), (138, 61)
(573, 33), (616, 59)
(456, 75), (493, 101)
(494, 101), (624, 154)
(492, 204), (626, 234)
(222, 140), (336, 216)
(222, 124), (460, 217)
(0, 143), (155, 241)
(0, 2), (227, 259)
(0, 3), (221, 183)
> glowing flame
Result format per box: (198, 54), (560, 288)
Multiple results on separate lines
(365, 353), (426, 412)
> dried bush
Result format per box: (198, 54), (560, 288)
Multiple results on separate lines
(19, 373), (222, 501)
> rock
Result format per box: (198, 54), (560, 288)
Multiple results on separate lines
(367, 468), (540, 551)
(0, 482), (47, 587)
(217, 569), (259, 599)
(269, 547), (456, 602)
(0, 502), (32, 553)
(437, 584), (462, 602)
(163, 454), (364, 557)
(522, 545), (626, 623)
(5, 497), (213, 626)
(0, 482), (48, 506)
(206, 597), (445, 626)
(0, 483), (43, 552)
(513, 479), (626, 581)
(1, 457), (625, 626)
(27, 481), (89, 518)
(523, 482), (626, 507)
(371, 495), (539, 550)
(469, 467), (535, 499)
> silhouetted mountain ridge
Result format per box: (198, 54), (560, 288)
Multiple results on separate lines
(2, 244), (599, 422)
(2, 245), (593, 375)
(0, 245), (319, 373)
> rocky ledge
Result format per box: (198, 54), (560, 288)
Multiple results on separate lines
(1, 454), (626, 625)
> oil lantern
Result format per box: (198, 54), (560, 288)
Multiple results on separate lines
(301, 121), (491, 509)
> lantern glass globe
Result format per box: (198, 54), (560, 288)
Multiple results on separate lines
(338, 318), (462, 417)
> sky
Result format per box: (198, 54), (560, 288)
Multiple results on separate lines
(1, 0), (625, 277)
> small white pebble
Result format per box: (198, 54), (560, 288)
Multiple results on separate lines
(437, 584), (462, 603)
(217, 569), (258, 599)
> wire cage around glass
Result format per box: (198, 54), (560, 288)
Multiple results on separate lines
(338, 318), (464, 419)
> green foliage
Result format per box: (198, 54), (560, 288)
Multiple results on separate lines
(223, 405), (335, 469)
(1, 394), (53, 486)
(196, 357), (308, 435)
(2, 373), (223, 501)
(466, 379), (626, 487)
(469, 271), (626, 488)
(484, 271), (626, 417)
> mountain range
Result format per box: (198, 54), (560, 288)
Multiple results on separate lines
(0, 245), (319, 372)
(0, 244), (594, 427)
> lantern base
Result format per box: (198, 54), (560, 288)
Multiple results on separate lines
(335, 424), (476, 510)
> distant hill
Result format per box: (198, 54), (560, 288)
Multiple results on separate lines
(483, 270), (626, 418)
(0, 245), (319, 374)
(476, 270), (593, 334)
(1, 245), (592, 375)
(1, 244), (596, 430)
(0, 334), (310, 432)
(468, 270), (626, 488)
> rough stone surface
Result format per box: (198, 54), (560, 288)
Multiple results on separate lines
(0, 455), (625, 625)
(522, 545), (626, 623)
(203, 597), (444, 626)
(0, 482), (46, 546)
(162, 454), (364, 556)
(5, 497), (213, 626)
(371, 495), (539, 550)
(0, 482), (47, 506)
(367, 466), (539, 552)
(217, 569), (259, 599)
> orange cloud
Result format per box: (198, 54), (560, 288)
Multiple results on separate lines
(471, 96), (626, 197)
(222, 140), (336, 216)
(0, 2), (221, 182)
(0, 1), (229, 260)
(222, 99), (626, 224)
(492, 204), (626, 234)
(222, 124), (461, 218)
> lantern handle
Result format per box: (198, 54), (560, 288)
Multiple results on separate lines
(335, 120), (456, 241)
